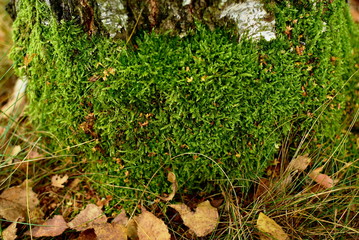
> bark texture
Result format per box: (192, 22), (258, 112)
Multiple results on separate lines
(7, 0), (276, 39)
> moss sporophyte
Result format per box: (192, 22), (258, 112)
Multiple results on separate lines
(10, 0), (359, 211)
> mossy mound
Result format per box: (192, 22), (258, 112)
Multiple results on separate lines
(10, 0), (358, 210)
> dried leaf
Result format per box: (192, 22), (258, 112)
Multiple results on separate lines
(0, 126), (5, 135)
(126, 217), (138, 239)
(77, 229), (97, 240)
(257, 212), (289, 240)
(0, 198), (26, 221)
(254, 178), (272, 200)
(68, 178), (81, 190)
(26, 150), (43, 160)
(0, 78), (27, 120)
(160, 172), (178, 201)
(308, 166), (336, 188)
(287, 155), (311, 172)
(112, 210), (128, 225)
(0, 180), (39, 212)
(94, 222), (127, 240)
(2, 220), (18, 240)
(169, 200), (219, 237)
(68, 204), (107, 231)
(29, 215), (68, 237)
(24, 53), (36, 66)
(136, 208), (170, 240)
(51, 175), (69, 188)
(295, 45), (305, 55)
(11, 145), (21, 156)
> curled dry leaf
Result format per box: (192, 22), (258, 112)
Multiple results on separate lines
(94, 222), (127, 240)
(68, 204), (107, 231)
(137, 208), (170, 240)
(2, 219), (18, 240)
(287, 154), (311, 172)
(257, 212), (289, 240)
(29, 215), (68, 237)
(308, 166), (336, 188)
(169, 200), (219, 237)
(160, 171), (178, 201)
(51, 174), (69, 188)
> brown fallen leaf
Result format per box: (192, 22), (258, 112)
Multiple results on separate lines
(94, 222), (127, 240)
(112, 210), (128, 225)
(68, 178), (81, 190)
(0, 180), (40, 221)
(0, 199), (26, 221)
(68, 204), (107, 231)
(51, 175), (69, 188)
(2, 219), (18, 240)
(0, 180), (39, 210)
(169, 200), (219, 237)
(257, 212), (289, 240)
(308, 166), (336, 188)
(136, 208), (170, 240)
(77, 229), (97, 240)
(254, 178), (272, 200)
(287, 154), (311, 172)
(126, 217), (138, 239)
(28, 215), (68, 237)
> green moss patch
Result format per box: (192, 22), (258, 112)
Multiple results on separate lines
(10, 0), (358, 211)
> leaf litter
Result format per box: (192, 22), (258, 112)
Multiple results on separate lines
(169, 200), (219, 237)
(28, 215), (68, 237)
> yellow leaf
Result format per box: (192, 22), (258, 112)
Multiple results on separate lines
(257, 212), (289, 240)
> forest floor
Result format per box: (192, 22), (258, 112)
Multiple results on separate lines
(1, 2), (359, 240)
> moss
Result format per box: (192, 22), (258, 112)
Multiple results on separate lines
(10, 0), (359, 211)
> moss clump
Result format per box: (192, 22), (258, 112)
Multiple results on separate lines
(10, 0), (358, 210)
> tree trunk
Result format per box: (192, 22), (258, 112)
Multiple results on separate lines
(7, 0), (276, 40)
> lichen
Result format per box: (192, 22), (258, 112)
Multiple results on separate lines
(220, 1), (276, 41)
